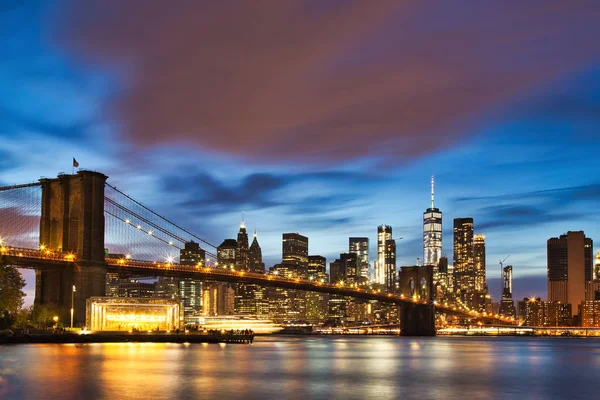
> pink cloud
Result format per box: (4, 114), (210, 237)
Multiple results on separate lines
(54, 0), (600, 163)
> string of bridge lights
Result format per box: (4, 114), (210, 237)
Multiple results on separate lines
(0, 235), (517, 324)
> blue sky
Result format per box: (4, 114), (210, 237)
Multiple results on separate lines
(1, 1), (599, 303)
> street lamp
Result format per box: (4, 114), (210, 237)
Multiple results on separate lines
(71, 285), (76, 329)
(53, 315), (59, 329)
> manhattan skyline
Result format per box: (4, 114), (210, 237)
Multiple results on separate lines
(1, 1), (599, 304)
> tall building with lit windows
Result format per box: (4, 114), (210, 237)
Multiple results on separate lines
(547, 231), (594, 315)
(474, 234), (486, 291)
(423, 176), (442, 266)
(217, 239), (237, 269)
(236, 219), (249, 271)
(349, 237), (369, 283)
(282, 233), (309, 270)
(249, 231), (266, 273)
(499, 265), (516, 317)
(384, 239), (396, 293)
(375, 225), (392, 285)
(237, 229), (268, 317)
(453, 218), (474, 303)
(179, 241), (205, 318)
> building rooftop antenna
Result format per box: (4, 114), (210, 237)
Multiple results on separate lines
(431, 175), (435, 209)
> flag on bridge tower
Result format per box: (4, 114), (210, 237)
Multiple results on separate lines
(73, 158), (79, 168)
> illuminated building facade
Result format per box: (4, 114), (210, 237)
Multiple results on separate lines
(308, 255), (328, 282)
(580, 301), (600, 327)
(375, 225), (392, 285)
(217, 239), (237, 269)
(236, 220), (249, 271)
(118, 281), (155, 298)
(384, 239), (396, 293)
(547, 231), (594, 314)
(517, 298), (571, 327)
(267, 263), (307, 322)
(423, 176), (442, 266)
(306, 255), (329, 323)
(474, 234), (486, 291)
(330, 253), (359, 285)
(282, 233), (309, 269)
(86, 297), (181, 332)
(349, 237), (370, 283)
(154, 276), (179, 300)
(179, 241), (205, 318)
(202, 282), (235, 316)
(236, 230), (269, 317)
(105, 272), (121, 297)
(453, 217), (474, 303)
(499, 265), (516, 317)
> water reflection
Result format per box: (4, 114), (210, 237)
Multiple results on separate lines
(1, 337), (599, 399)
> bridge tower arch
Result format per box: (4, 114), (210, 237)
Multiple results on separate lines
(35, 171), (108, 325)
(398, 265), (436, 336)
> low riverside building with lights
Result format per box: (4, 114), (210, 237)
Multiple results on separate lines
(517, 297), (571, 327)
(86, 297), (182, 332)
(580, 301), (600, 327)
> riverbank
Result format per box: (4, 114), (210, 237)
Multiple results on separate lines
(0, 332), (254, 344)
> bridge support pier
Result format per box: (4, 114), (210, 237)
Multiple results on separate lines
(35, 264), (106, 326)
(400, 303), (436, 336)
(34, 171), (108, 327)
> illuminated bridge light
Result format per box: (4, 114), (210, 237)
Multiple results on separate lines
(125, 219), (130, 224)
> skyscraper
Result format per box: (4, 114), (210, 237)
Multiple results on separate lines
(547, 231), (594, 314)
(453, 218), (474, 302)
(308, 255), (327, 282)
(179, 241), (205, 318)
(236, 219), (249, 271)
(282, 233), (309, 269)
(474, 234), (486, 291)
(384, 239), (396, 293)
(423, 176), (442, 266)
(217, 239), (237, 268)
(349, 237), (369, 282)
(499, 265), (516, 317)
(249, 231), (266, 273)
(375, 225), (392, 285)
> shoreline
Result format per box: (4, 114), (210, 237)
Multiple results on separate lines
(0, 332), (254, 345)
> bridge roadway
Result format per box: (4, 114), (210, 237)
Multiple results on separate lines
(0, 246), (516, 324)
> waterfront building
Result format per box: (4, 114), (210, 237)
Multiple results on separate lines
(580, 301), (600, 327)
(282, 233), (309, 270)
(375, 225), (392, 285)
(499, 265), (516, 317)
(86, 297), (181, 331)
(518, 298), (571, 327)
(349, 237), (370, 283)
(435, 256), (449, 301)
(453, 217), (474, 303)
(423, 176), (442, 266)
(547, 231), (594, 315)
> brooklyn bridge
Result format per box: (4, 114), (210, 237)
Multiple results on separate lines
(0, 170), (516, 336)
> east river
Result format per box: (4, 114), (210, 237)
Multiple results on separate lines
(1, 336), (599, 399)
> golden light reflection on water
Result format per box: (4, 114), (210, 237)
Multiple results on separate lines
(2, 337), (600, 399)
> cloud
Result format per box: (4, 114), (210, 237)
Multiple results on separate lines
(53, 0), (600, 164)
(455, 183), (600, 206)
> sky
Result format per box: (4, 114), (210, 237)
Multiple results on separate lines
(1, 0), (599, 304)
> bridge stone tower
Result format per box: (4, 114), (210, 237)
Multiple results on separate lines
(35, 171), (107, 326)
(398, 265), (436, 336)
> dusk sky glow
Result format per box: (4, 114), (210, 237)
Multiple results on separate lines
(1, 1), (600, 304)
